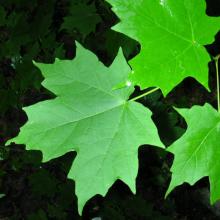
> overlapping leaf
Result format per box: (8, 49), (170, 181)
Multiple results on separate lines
(166, 104), (220, 204)
(108, 0), (220, 95)
(7, 43), (164, 214)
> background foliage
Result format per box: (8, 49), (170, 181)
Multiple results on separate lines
(0, 0), (220, 219)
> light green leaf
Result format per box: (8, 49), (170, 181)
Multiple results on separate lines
(7, 43), (163, 214)
(108, 0), (220, 95)
(166, 104), (220, 204)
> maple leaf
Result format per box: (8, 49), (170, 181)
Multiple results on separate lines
(166, 104), (220, 204)
(61, 1), (101, 37)
(7, 43), (164, 214)
(108, 0), (220, 95)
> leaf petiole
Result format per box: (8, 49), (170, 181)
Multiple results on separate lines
(129, 87), (159, 102)
(214, 55), (220, 112)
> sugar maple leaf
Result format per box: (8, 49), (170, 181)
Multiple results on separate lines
(7, 43), (164, 214)
(166, 104), (220, 204)
(108, 0), (220, 95)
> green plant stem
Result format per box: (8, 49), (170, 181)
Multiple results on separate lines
(129, 87), (159, 102)
(215, 55), (220, 112)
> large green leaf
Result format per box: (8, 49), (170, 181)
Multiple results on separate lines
(108, 0), (220, 95)
(166, 104), (220, 204)
(7, 43), (163, 214)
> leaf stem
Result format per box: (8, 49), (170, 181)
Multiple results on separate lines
(214, 55), (220, 112)
(129, 87), (159, 102)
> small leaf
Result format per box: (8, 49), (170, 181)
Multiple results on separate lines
(61, 1), (101, 37)
(166, 104), (220, 204)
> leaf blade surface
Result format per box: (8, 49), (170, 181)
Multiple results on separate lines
(167, 104), (220, 204)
